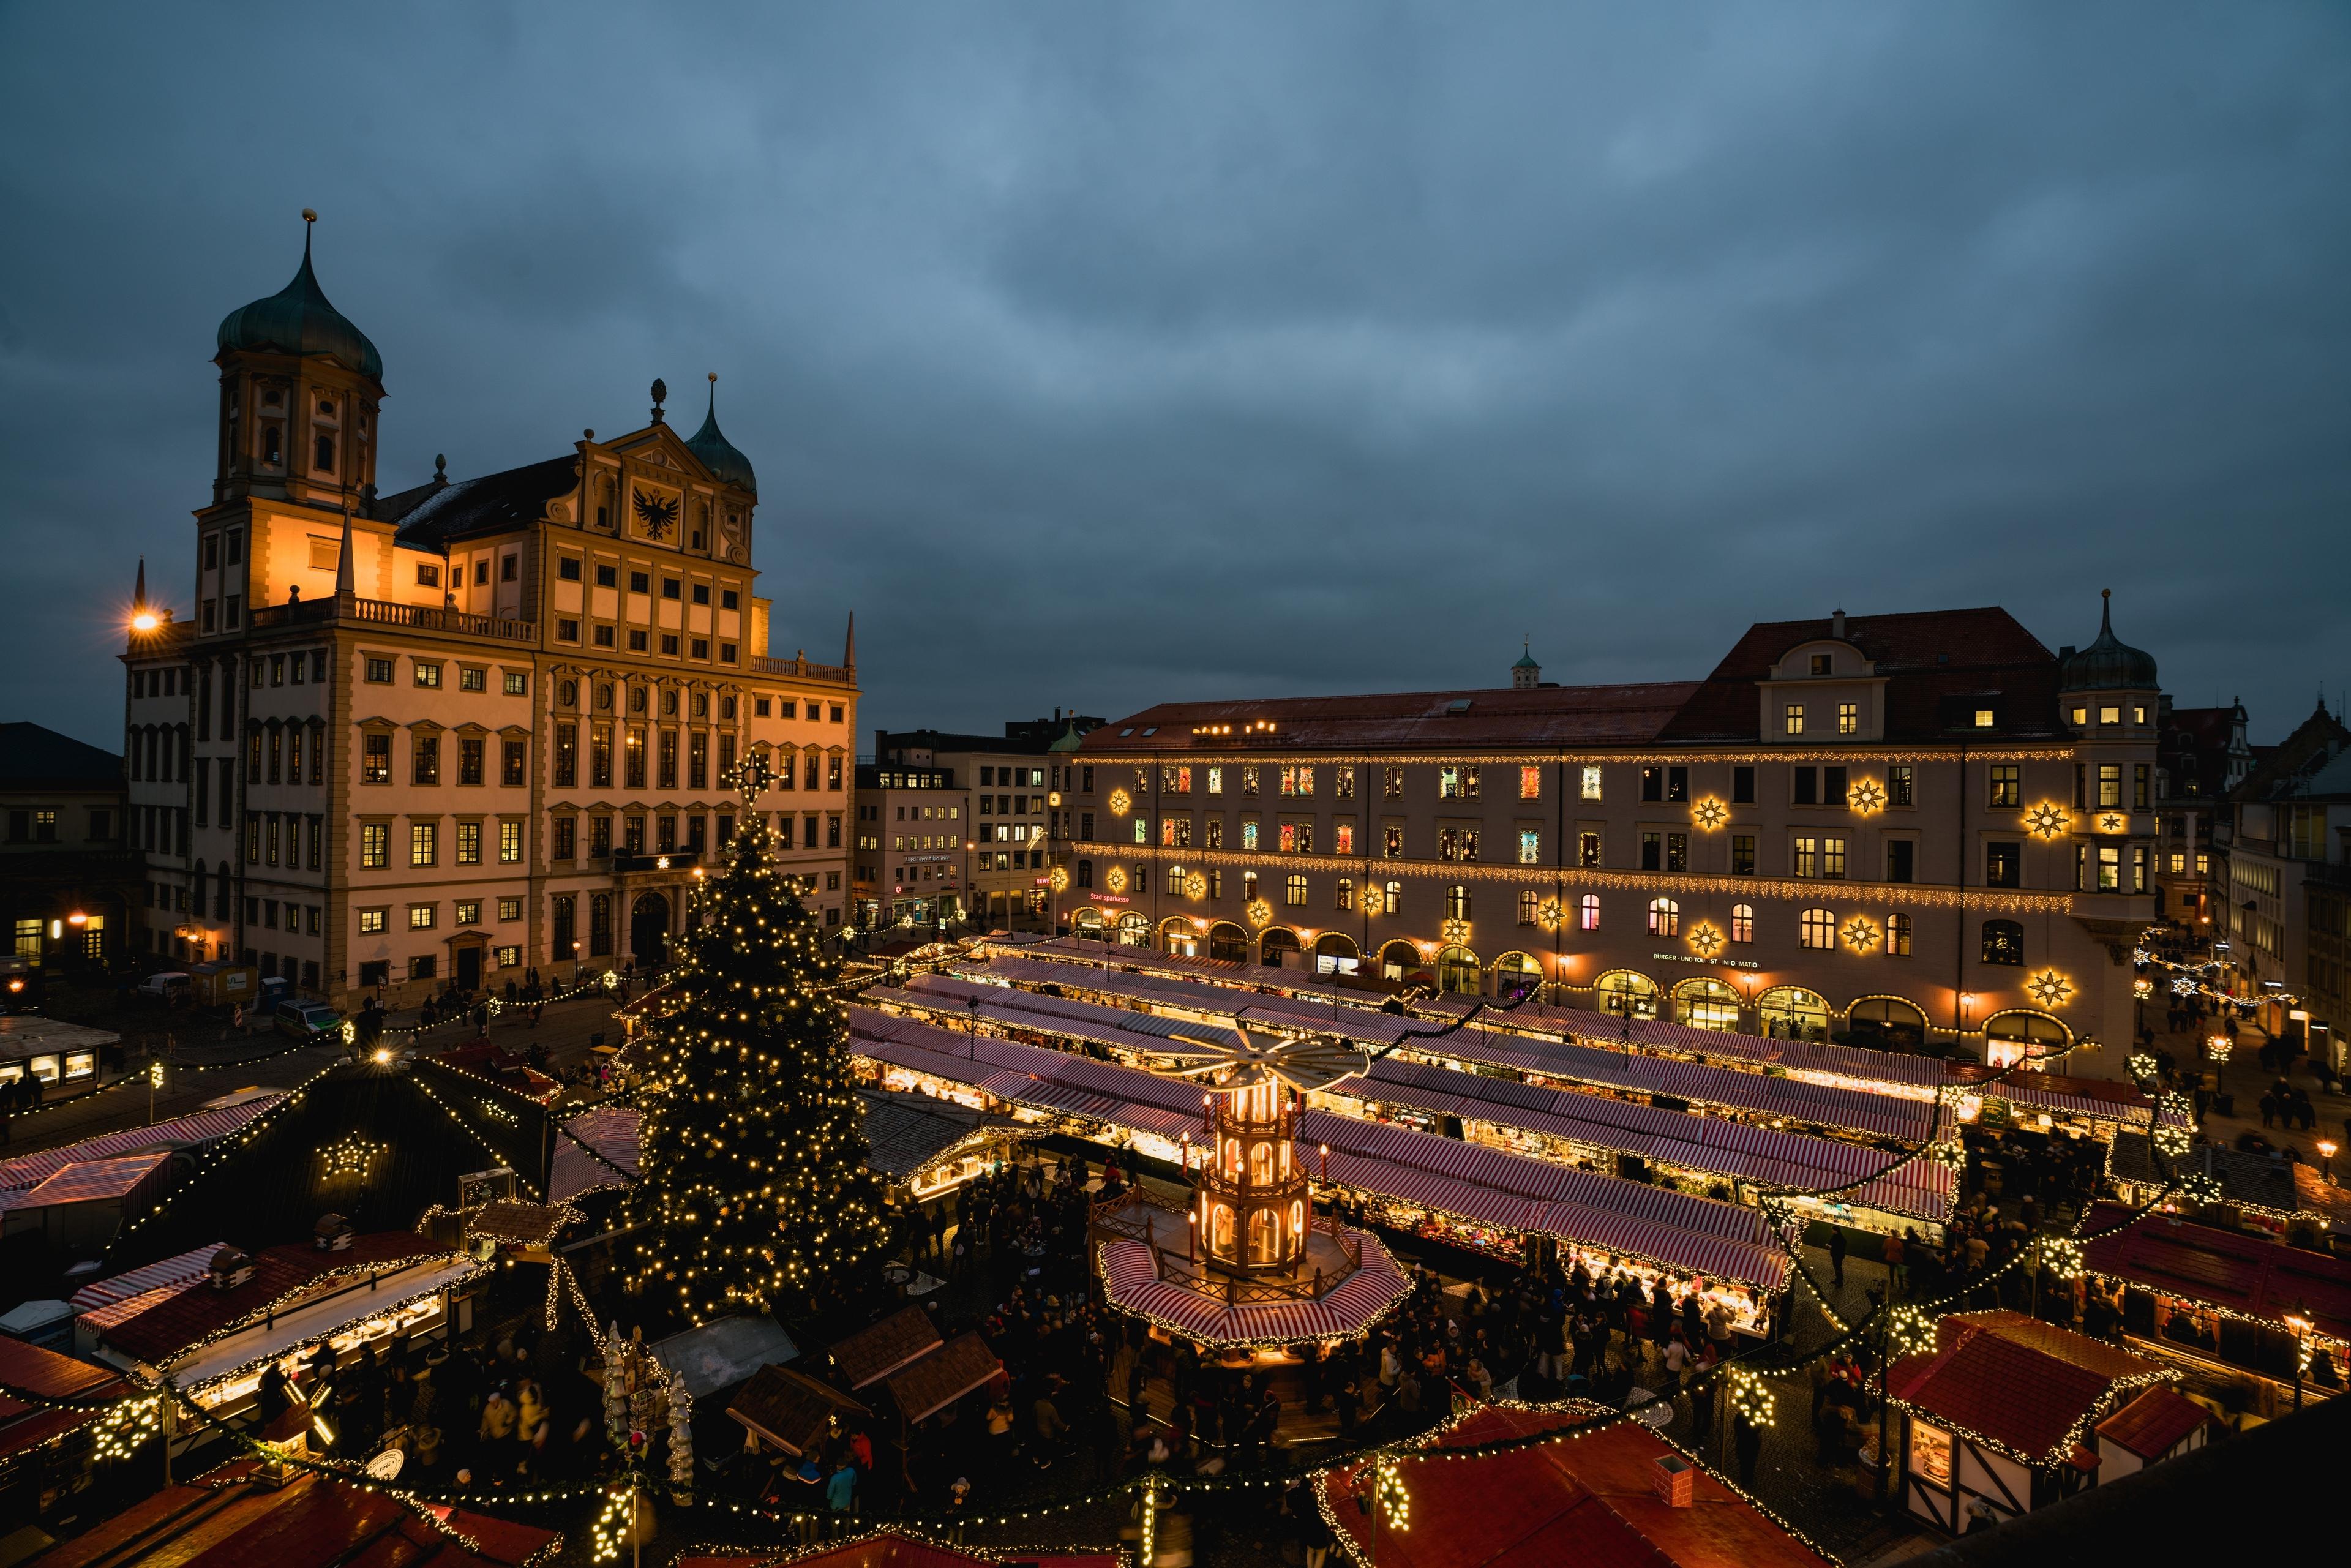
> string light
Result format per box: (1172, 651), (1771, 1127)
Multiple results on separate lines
(318, 1131), (386, 1179)
(1373, 1454), (1409, 1532)
(1727, 1368), (1775, 1427)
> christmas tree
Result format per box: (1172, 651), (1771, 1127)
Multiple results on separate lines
(624, 759), (890, 1324)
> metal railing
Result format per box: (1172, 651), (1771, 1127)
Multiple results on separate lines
(749, 653), (856, 685)
(246, 595), (536, 643)
(1091, 1188), (1361, 1305)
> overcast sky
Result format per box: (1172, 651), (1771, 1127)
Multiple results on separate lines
(3, 3), (2345, 752)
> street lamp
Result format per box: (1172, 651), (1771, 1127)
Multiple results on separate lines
(1959, 991), (1974, 1037)
(2320, 1139), (2339, 1185)
(2282, 1304), (2314, 1411)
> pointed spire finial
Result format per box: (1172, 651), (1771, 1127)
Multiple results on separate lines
(650, 378), (667, 424)
(133, 555), (147, 610)
(843, 611), (856, 669)
(335, 498), (356, 599)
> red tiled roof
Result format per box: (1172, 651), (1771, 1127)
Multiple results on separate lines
(34, 1461), (558, 1568)
(1888, 1310), (2164, 1463)
(2096, 1386), (2213, 1460)
(2080, 1200), (2351, 1343)
(94, 1231), (446, 1364)
(1322, 1403), (1832, 1568)
(1079, 682), (1704, 753)
(0, 1337), (126, 1460)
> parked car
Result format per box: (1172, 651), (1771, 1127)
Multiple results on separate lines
(138, 971), (192, 999)
(274, 1000), (343, 1041)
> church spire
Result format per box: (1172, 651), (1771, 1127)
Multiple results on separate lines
(133, 555), (147, 612)
(842, 611), (856, 669)
(335, 500), (356, 599)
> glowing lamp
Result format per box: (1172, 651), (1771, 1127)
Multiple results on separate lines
(67, 911), (88, 926)
(130, 611), (159, 632)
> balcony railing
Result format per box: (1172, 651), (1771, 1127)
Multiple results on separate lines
(1089, 1187), (1362, 1305)
(750, 653), (856, 686)
(247, 595), (536, 643)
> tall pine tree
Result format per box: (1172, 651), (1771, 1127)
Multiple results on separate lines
(625, 761), (889, 1324)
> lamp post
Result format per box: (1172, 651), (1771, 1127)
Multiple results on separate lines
(2282, 1304), (2313, 1411)
(2320, 1139), (2338, 1185)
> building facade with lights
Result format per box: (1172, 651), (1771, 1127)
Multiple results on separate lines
(1048, 604), (2163, 1076)
(1, 722), (132, 980)
(118, 223), (856, 1004)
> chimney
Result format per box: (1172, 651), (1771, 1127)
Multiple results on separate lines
(1831, 609), (1846, 640)
(1651, 1453), (1695, 1507)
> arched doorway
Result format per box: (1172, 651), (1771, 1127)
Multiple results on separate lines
(1209, 921), (1250, 964)
(1594, 969), (1660, 1020)
(1983, 1009), (2069, 1068)
(1162, 918), (1201, 959)
(1492, 951), (1543, 1000)
(1116, 910), (1150, 948)
(1070, 906), (1105, 939)
(1261, 928), (1300, 968)
(1760, 985), (1831, 1041)
(1436, 945), (1480, 994)
(630, 893), (671, 968)
(1673, 977), (1741, 1030)
(1847, 996), (1930, 1052)
(1313, 932), (1360, 978)
(1379, 940), (1422, 982)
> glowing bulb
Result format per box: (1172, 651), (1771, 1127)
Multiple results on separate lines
(130, 611), (159, 632)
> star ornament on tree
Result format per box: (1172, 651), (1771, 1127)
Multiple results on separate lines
(2025, 969), (2074, 1008)
(1842, 917), (1882, 954)
(2023, 803), (2070, 840)
(1688, 922), (1724, 959)
(1845, 778), (1887, 816)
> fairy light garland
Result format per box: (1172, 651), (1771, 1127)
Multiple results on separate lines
(1727, 1367), (1775, 1427)
(108, 1061), (340, 1255)
(318, 1131), (386, 1179)
(2132, 932), (2303, 1011)
(590, 1485), (634, 1562)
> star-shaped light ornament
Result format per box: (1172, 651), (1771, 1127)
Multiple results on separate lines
(1692, 797), (1729, 831)
(1537, 898), (1564, 931)
(2025, 969), (2074, 1008)
(1688, 923), (1724, 959)
(2099, 813), (2126, 833)
(1842, 917), (1883, 954)
(1049, 866), (1070, 893)
(1440, 918), (1472, 947)
(1245, 898), (1274, 929)
(2023, 803), (2069, 840)
(1105, 866), (1128, 894)
(1846, 778), (1887, 816)
(1185, 871), (1207, 898)
(1108, 787), (1132, 817)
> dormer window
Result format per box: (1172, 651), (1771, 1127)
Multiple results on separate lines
(1810, 654), (1831, 675)
(1973, 709), (1996, 729)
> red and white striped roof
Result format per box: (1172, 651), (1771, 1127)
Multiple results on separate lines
(1096, 1234), (1412, 1344)
(0, 1097), (285, 1192)
(69, 1242), (231, 1321)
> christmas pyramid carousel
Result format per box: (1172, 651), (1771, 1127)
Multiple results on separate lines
(1087, 1026), (1411, 1349)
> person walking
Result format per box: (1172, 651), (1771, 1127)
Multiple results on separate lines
(1828, 1226), (1847, 1288)
(1733, 1408), (1764, 1489)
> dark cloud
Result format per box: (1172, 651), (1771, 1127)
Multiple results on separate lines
(2, 1), (2346, 747)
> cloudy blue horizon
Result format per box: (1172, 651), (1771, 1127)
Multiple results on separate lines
(2, 2), (2345, 753)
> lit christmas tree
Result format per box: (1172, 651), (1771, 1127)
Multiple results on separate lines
(624, 757), (890, 1323)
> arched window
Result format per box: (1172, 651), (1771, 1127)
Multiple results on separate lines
(1284, 874), (1308, 906)
(260, 424), (282, 467)
(1436, 945), (1480, 994)
(1648, 898), (1679, 937)
(1209, 921), (1250, 964)
(1887, 913), (1911, 956)
(1335, 878), (1355, 910)
(1800, 907), (1835, 949)
(1848, 996), (1929, 1051)
(1212, 1204), (1234, 1253)
(1674, 977), (1741, 1029)
(1446, 885), (1471, 920)
(313, 432), (336, 474)
(1251, 1142), (1275, 1184)
(1385, 881), (1403, 917)
(1760, 986), (1832, 1041)
(1981, 920), (2024, 966)
(1578, 893), (1600, 930)
(1247, 1208), (1275, 1264)
(1730, 903), (1754, 942)
(1595, 969), (1660, 1019)
(1116, 911), (1150, 947)
(1076, 858), (1093, 888)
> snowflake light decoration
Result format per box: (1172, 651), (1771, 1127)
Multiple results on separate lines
(1887, 1304), (1938, 1359)
(1184, 871), (1207, 898)
(2038, 1236), (2083, 1280)
(1536, 898), (1563, 930)
(1104, 865), (1128, 894)
(2170, 976), (2199, 996)
(1842, 916), (1882, 954)
(1440, 917), (1472, 946)
(1688, 922), (1724, 959)
(2126, 1051), (2158, 1082)
(2154, 1120), (2192, 1157)
(1845, 778), (1887, 815)
(2023, 802), (2069, 840)
(1049, 865), (1070, 893)
(1691, 797), (1728, 831)
(1728, 1368), (1775, 1426)
(1107, 787), (1132, 817)
(2179, 1171), (2223, 1206)
(2025, 969), (2074, 1008)
(1245, 898), (1273, 929)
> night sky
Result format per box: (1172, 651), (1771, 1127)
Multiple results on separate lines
(4, 4), (2345, 752)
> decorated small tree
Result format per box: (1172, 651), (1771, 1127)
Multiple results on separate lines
(624, 756), (891, 1323)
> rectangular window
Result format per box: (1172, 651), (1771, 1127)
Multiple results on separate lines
(358, 906), (387, 934)
(1641, 830), (1662, 871)
(459, 737), (484, 786)
(2097, 842), (2122, 891)
(1205, 766), (1223, 796)
(1580, 765), (1602, 801)
(1837, 702), (1858, 735)
(1335, 766), (1354, 799)
(1974, 708), (1997, 729)
(1793, 767), (1817, 806)
(689, 731), (708, 790)
(1641, 767), (1662, 803)
(1518, 829), (1540, 864)
(1579, 831), (1602, 867)
(1784, 703), (1804, 737)
(361, 823), (389, 868)
(1440, 767), (1464, 800)
(459, 666), (486, 693)
(455, 900), (482, 926)
(365, 655), (393, 684)
(409, 904), (436, 930)
(2098, 764), (2123, 809)
(1333, 821), (1354, 855)
(1667, 767), (1688, 803)
(414, 661), (442, 689)
(1821, 836), (1845, 878)
(1989, 764), (2020, 808)
(503, 740), (527, 788)
(1823, 765), (1847, 804)
(1384, 825), (1403, 858)
(1384, 767), (1404, 800)
(1731, 832), (1756, 875)
(2134, 763), (2150, 811)
(1887, 839), (1915, 883)
(1242, 819), (1259, 850)
(410, 821), (437, 867)
(1518, 890), (1540, 927)
(455, 821), (482, 865)
(1794, 835), (1818, 877)
(2131, 844), (2148, 893)
(1519, 766), (1540, 800)
(1986, 841), (2020, 888)
(554, 816), (576, 860)
(1887, 765), (1914, 808)
(1731, 765), (1755, 805)
(625, 726), (647, 788)
(1667, 832), (1688, 872)
(362, 732), (391, 785)
(499, 821), (522, 863)
(1164, 765), (1192, 795)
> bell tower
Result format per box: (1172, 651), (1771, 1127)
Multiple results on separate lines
(211, 211), (385, 511)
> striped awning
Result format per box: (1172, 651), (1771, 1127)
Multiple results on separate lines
(0, 1097), (285, 1191)
(1096, 1234), (1413, 1345)
(69, 1240), (233, 1327)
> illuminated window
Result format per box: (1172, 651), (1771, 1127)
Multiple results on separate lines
(1335, 822), (1355, 855)
(455, 822), (482, 865)
(1242, 820), (1259, 850)
(1518, 830), (1539, 864)
(408, 904), (436, 930)
(1981, 920), (2024, 966)
(1648, 898), (1679, 937)
(1578, 894), (1600, 930)
(1445, 885), (1470, 920)
(1335, 878), (1354, 910)
(357, 907), (388, 934)
(1784, 703), (1804, 737)
(1821, 836), (1846, 879)
(1520, 766), (1541, 800)
(1837, 702), (1857, 735)
(1335, 767), (1355, 798)
(1578, 831), (1601, 866)
(1731, 833), (1755, 875)
(359, 823), (388, 868)
(410, 822), (437, 867)
(1580, 766), (1602, 801)
(2098, 764), (2123, 808)
(1384, 767), (1404, 800)
(1384, 825), (1403, 858)
(1974, 709), (1995, 729)
(1989, 765), (2020, 808)
(1799, 907), (1835, 948)
(1888, 913), (1911, 956)
(2099, 705), (2121, 725)
(1285, 874), (1307, 906)
(1207, 766), (1223, 795)
(499, 822), (523, 863)
(1910, 1421), (1954, 1488)
(1730, 903), (1753, 942)
(1794, 835), (1819, 877)
(1518, 891), (1540, 926)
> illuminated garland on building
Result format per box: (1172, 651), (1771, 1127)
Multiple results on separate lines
(1082, 745), (2080, 767)
(2132, 933), (2302, 1011)
(1727, 1368), (1775, 1427)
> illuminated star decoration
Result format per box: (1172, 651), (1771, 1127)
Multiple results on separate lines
(1536, 898), (1564, 931)
(1360, 887), (1384, 916)
(1440, 917), (1471, 947)
(2025, 969), (2074, 1008)
(2023, 803), (2069, 839)
(1842, 917), (1883, 954)
(2099, 812), (2126, 833)
(1104, 866), (1128, 895)
(1845, 778), (1887, 816)
(1185, 871), (1207, 898)
(1245, 898), (1274, 929)
(320, 1132), (385, 1179)
(2170, 976), (2198, 996)
(1691, 797), (1728, 831)
(2133, 977), (2153, 998)
(1107, 787), (1132, 817)
(1688, 922), (1724, 959)
(1049, 865), (1070, 893)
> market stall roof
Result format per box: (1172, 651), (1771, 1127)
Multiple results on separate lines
(855, 1089), (1016, 1180)
(0, 1016), (121, 1060)
(831, 1305), (942, 1390)
(0, 1335), (126, 1460)
(550, 1105), (642, 1202)
(883, 1330), (1001, 1423)
(0, 1097), (284, 1191)
(463, 1200), (568, 1247)
(1319, 1401), (1832, 1568)
(2080, 1200), (2351, 1343)
(1948, 1066), (2165, 1127)
(30, 1458), (558, 1568)
(1888, 1310), (2170, 1466)
(651, 1313), (800, 1401)
(1098, 1231), (1413, 1346)
(165, 1253), (482, 1392)
(2107, 1136), (2301, 1215)
(86, 1231), (452, 1365)
(17, 1152), (171, 1208)
(727, 1364), (870, 1456)
(70, 1242), (231, 1319)
(677, 1528), (1120, 1568)
(2094, 1385), (2214, 1460)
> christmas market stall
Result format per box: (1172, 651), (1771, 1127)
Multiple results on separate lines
(2079, 1199), (2351, 1410)
(675, 1526), (1121, 1568)
(1317, 1400), (1833, 1568)
(1886, 1310), (2175, 1533)
(2091, 1384), (2216, 1479)
(0, 1334), (135, 1530)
